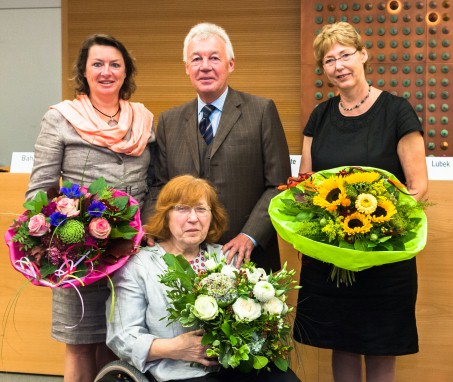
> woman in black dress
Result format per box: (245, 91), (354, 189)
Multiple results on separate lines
(294, 22), (428, 382)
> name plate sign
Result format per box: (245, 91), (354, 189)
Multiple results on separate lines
(10, 152), (34, 173)
(426, 157), (453, 181)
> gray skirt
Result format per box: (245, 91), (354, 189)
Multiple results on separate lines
(51, 279), (109, 344)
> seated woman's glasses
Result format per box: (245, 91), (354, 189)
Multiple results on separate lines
(173, 204), (211, 217)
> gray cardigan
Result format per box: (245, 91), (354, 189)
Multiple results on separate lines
(26, 108), (152, 208)
(106, 243), (224, 381)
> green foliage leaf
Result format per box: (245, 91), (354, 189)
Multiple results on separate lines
(221, 321), (232, 337)
(390, 237), (406, 251)
(161, 253), (196, 292)
(23, 191), (48, 214)
(273, 357), (289, 371)
(110, 195), (129, 211)
(252, 355), (269, 370)
(279, 198), (305, 215)
(87, 177), (109, 194)
(36, 261), (58, 279)
(109, 225), (138, 240)
(202, 331), (216, 345)
(122, 205), (139, 220)
(296, 211), (314, 221)
(338, 240), (354, 249)
(354, 240), (368, 251)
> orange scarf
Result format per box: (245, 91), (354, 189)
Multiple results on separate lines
(51, 95), (154, 156)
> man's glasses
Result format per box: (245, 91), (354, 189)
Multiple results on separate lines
(323, 50), (358, 68)
(172, 204), (211, 217)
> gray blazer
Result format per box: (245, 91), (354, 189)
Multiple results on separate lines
(149, 88), (291, 271)
(26, 109), (152, 208)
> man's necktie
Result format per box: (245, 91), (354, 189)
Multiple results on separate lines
(199, 104), (216, 145)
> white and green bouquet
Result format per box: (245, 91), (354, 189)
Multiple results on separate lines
(159, 253), (300, 373)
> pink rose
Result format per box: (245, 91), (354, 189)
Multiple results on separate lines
(88, 217), (111, 239)
(56, 197), (80, 217)
(28, 213), (50, 236)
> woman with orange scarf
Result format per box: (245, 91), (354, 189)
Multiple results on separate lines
(26, 34), (155, 382)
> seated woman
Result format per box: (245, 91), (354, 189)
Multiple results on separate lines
(106, 175), (300, 382)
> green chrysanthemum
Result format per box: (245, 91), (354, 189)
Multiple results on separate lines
(58, 220), (85, 244)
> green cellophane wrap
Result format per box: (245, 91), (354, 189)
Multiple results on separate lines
(269, 166), (428, 272)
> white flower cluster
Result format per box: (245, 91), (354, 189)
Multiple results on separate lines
(192, 257), (290, 323)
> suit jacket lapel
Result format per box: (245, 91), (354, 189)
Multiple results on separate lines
(183, 99), (201, 173)
(210, 88), (241, 158)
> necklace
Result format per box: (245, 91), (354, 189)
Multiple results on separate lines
(339, 86), (371, 111)
(92, 104), (121, 126)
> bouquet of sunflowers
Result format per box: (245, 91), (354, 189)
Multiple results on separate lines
(5, 177), (144, 288)
(160, 252), (300, 372)
(269, 166), (427, 285)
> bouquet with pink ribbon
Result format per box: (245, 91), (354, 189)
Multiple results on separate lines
(5, 177), (144, 288)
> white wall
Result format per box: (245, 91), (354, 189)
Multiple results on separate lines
(0, 0), (61, 167)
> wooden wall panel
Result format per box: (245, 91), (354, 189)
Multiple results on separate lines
(61, 0), (302, 154)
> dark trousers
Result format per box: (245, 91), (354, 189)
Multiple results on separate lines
(168, 366), (301, 382)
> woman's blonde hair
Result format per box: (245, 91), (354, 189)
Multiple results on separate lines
(313, 22), (368, 72)
(145, 175), (228, 243)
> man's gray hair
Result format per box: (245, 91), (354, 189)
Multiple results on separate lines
(183, 22), (235, 63)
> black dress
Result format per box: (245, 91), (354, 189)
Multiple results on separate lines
(294, 91), (423, 355)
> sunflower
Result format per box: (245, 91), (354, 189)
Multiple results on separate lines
(355, 193), (378, 214)
(344, 171), (380, 185)
(370, 199), (397, 223)
(313, 176), (347, 211)
(343, 212), (373, 235)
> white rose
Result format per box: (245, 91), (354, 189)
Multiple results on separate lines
(205, 258), (217, 271)
(232, 297), (262, 322)
(221, 264), (238, 279)
(193, 295), (219, 321)
(262, 297), (284, 316)
(246, 268), (266, 284)
(255, 268), (268, 279)
(253, 280), (275, 302)
(281, 302), (289, 315)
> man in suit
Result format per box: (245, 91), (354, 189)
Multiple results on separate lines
(149, 22), (291, 271)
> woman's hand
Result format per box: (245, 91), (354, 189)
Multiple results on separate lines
(148, 329), (219, 367)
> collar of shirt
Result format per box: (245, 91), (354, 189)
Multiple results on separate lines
(197, 87), (228, 136)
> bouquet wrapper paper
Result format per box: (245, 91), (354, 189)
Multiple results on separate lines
(4, 190), (144, 288)
(269, 166), (428, 272)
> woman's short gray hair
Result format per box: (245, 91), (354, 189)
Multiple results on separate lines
(183, 23), (235, 63)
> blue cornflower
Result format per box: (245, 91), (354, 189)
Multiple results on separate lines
(87, 200), (107, 217)
(50, 212), (67, 227)
(60, 184), (84, 198)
